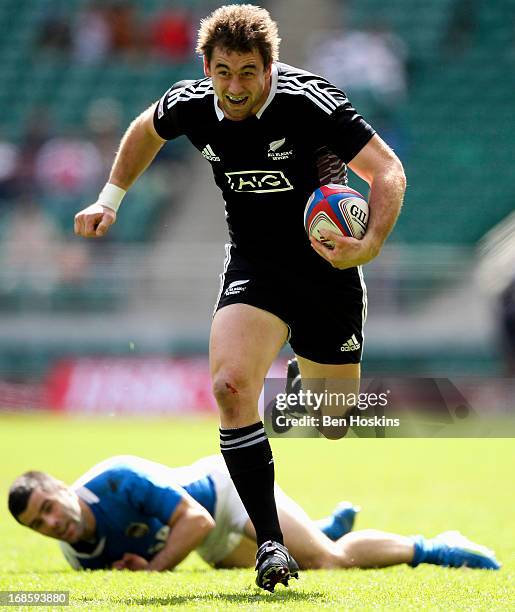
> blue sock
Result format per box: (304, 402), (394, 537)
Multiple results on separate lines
(317, 516), (341, 541)
(316, 504), (358, 541)
(410, 535), (437, 567)
(409, 534), (500, 570)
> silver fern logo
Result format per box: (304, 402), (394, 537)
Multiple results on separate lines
(268, 138), (293, 160)
(269, 138), (286, 152)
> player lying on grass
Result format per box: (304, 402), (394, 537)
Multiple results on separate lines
(8, 455), (500, 586)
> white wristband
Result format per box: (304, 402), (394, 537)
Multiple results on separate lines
(98, 183), (126, 213)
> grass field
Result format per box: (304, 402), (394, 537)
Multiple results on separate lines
(1, 413), (514, 610)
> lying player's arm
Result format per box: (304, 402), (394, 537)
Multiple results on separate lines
(146, 495), (215, 571)
(74, 102), (166, 238)
(311, 134), (406, 269)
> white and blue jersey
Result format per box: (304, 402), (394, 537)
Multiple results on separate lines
(60, 456), (218, 570)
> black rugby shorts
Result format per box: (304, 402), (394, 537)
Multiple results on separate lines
(214, 246), (367, 364)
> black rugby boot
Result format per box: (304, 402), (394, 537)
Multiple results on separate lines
(255, 540), (299, 592)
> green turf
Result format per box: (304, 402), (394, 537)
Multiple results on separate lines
(1, 413), (514, 610)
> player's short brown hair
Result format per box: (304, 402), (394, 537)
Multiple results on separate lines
(196, 4), (280, 68)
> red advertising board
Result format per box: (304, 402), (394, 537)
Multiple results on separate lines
(0, 357), (288, 414)
(47, 357), (218, 415)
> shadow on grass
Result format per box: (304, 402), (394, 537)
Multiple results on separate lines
(79, 590), (327, 606)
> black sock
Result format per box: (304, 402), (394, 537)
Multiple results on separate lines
(220, 421), (283, 547)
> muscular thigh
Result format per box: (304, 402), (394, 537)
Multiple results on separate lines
(210, 303), (288, 426)
(295, 356), (361, 440)
(210, 303), (288, 386)
(295, 356), (361, 415)
(211, 247), (289, 385)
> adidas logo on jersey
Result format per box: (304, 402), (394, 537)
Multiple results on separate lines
(268, 137), (293, 160)
(224, 279), (249, 296)
(340, 334), (361, 352)
(202, 144), (220, 162)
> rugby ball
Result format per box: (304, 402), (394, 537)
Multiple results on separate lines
(304, 184), (369, 249)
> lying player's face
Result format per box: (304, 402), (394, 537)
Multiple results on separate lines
(18, 485), (84, 544)
(204, 46), (272, 121)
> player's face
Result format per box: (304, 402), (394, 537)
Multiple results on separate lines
(18, 485), (85, 544)
(204, 46), (272, 121)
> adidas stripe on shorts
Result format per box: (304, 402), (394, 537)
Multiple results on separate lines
(214, 246), (367, 365)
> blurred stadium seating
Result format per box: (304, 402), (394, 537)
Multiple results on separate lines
(0, 0), (203, 312)
(345, 0), (515, 243)
(0, 0), (513, 389)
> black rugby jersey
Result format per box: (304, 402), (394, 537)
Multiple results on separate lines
(153, 62), (375, 275)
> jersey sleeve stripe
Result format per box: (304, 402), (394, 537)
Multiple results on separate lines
(166, 89), (214, 110)
(277, 82), (337, 112)
(166, 81), (213, 110)
(310, 80), (346, 108)
(277, 71), (348, 114)
(276, 84), (336, 115)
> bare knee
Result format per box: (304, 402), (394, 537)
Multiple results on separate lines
(344, 529), (385, 541)
(296, 543), (341, 570)
(310, 551), (341, 569)
(212, 370), (256, 422)
(212, 371), (244, 406)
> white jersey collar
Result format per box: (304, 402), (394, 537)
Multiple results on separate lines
(213, 63), (278, 121)
(76, 486), (100, 504)
(60, 536), (106, 560)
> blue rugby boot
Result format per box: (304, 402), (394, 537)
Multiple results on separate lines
(317, 501), (361, 541)
(410, 531), (500, 570)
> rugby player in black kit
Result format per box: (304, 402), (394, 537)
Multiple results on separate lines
(74, 4), (406, 592)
